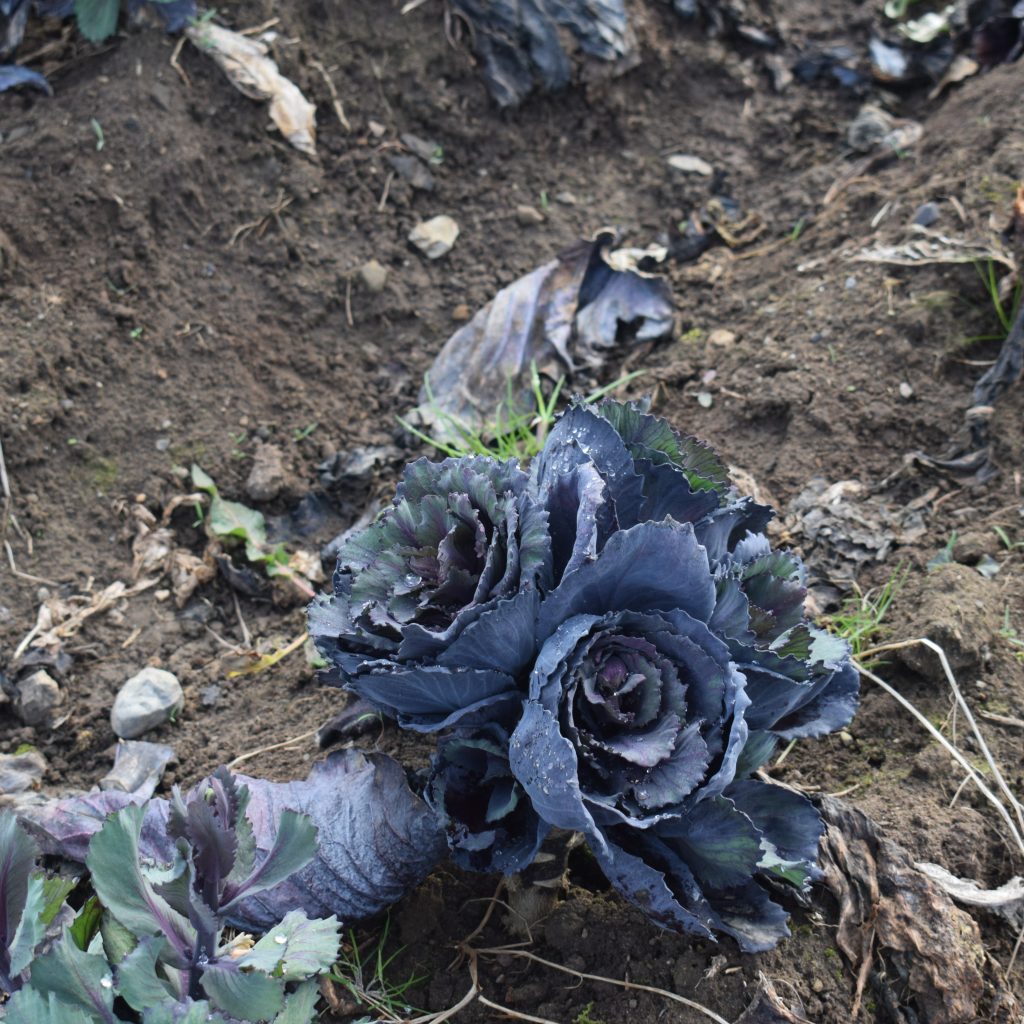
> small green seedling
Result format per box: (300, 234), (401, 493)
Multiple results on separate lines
(999, 606), (1024, 663)
(90, 118), (104, 151)
(293, 422), (319, 442)
(826, 562), (907, 663)
(329, 917), (425, 1021)
(398, 362), (645, 464)
(191, 465), (313, 597)
(927, 532), (957, 571)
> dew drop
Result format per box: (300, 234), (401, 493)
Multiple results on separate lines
(274, 934), (287, 945)
(404, 573), (422, 588)
(100, 976), (113, 990)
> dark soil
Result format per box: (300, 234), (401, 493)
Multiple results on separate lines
(2, 1), (1023, 1021)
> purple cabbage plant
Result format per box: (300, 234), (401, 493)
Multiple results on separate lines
(309, 398), (858, 952)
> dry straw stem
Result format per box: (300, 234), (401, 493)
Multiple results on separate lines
(855, 637), (1024, 858)
(855, 637), (1024, 974)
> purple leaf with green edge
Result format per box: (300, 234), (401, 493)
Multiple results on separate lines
(0, 64), (51, 93)
(653, 797), (763, 891)
(20, 752), (444, 933)
(1, 812), (42, 991)
(85, 805), (195, 961)
(221, 809), (316, 911)
(593, 398), (731, 493)
(725, 779), (822, 880)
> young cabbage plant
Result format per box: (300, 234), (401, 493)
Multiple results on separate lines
(7, 768), (340, 1024)
(311, 397), (860, 951)
(0, 813), (76, 998)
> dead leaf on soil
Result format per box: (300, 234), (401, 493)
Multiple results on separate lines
(185, 22), (317, 156)
(127, 497), (216, 607)
(915, 862), (1024, 928)
(734, 974), (813, 1024)
(847, 226), (1014, 270)
(816, 795), (986, 1024)
(16, 578), (161, 659)
(784, 478), (927, 586)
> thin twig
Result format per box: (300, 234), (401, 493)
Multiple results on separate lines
(854, 653), (1024, 857)
(228, 727), (320, 769)
(859, 637), (1024, 844)
(378, 170), (395, 212)
(311, 60), (351, 131)
(169, 35), (191, 88)
(345, 276), (354, 328)
(1010, 921), (1024, 975)
(239, 16), (280, 35)
(980, 710), (1024, 729)
(468, 946), (732, 1024)
(231, 590), (251, 649)
(4, 541), (62, 587)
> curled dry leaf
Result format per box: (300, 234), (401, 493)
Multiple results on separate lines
(816, 796), (985, 1024)
(186, 22), (317, 156)
(734, 973), (813, 1024)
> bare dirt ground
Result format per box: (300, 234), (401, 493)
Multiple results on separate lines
(2, 1), (1023, 1021)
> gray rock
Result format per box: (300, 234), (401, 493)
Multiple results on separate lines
(359, 259), (389, 293)
(15, 669), (63, 727)
(100, 740), (176, 796)
(111, 668), (183, 739)
(666, 154), (713, 176)
(516, 205), (545, 226)
(245, 441), (289, 503)
(0, 750), (46, 797)
(387, 154), (435, 192)
(408, 216), (459, 259)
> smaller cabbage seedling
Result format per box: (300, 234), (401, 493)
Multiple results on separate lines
(6, 768), (340, 1024)
(0, 814), (75, 998)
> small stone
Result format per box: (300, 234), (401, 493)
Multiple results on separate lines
(367, 119), (386, 138)
(452, 303), (472, 321)
(408, 216), (459, 259)
(845, 276), (857, 289)
(15, 669), (63, 728)
(515, 204), (545, 226)
(812, 979), (825, 993)
(358, 259), (389, 293)
(111, 668), (184, 739)
(387, 154), (435, 192)
(839, 730), (854, 746)
(899, 381), (914, 399)
(554, 191), (578, 205)
(708, 328), (737, 348)
(697, 391), (713, 408)
(245, 441), (288, 502)
(0, 750), (46, 796)
(400, 132), (442, 163)
(666, 154), (713, 176)
(200, 684), (222, 707)
(913, 202), (940, 227)
(155, 437), (170, 452)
